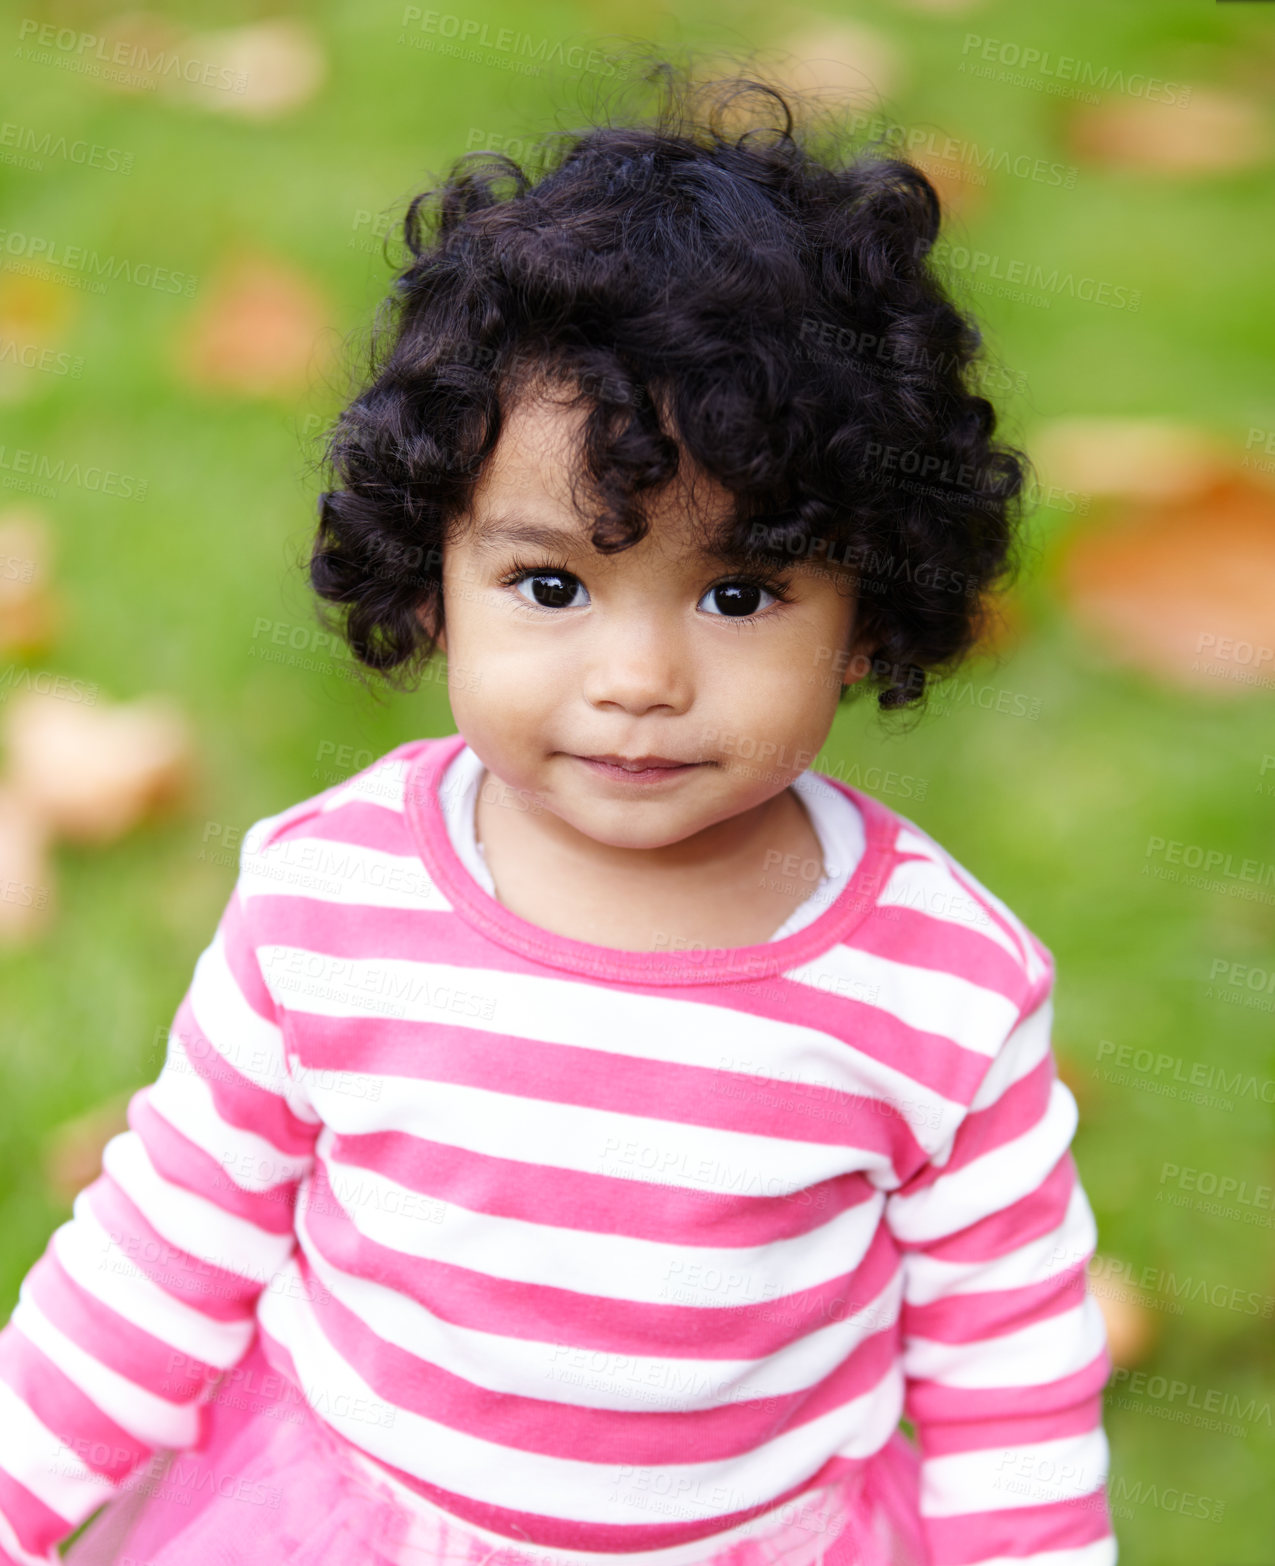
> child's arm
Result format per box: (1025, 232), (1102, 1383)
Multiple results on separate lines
(0, 828), (322, 1566)
(884, 955), (1117, 1566)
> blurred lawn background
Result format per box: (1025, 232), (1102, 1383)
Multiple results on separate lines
(1, 2), (1273, 1562)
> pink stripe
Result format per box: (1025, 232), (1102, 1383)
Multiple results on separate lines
(27, 1250), (224, 1403)
(903, 1261), (1089, 1343)
(941, 1054), (1056, 1171)
(300, 1175), (903, 1359)
(261, 856), (1031, 1044)
(898, 1055), (1056, 1197)
(907, 1355), (1112, 1425)
(915, 1156), (1076, 1263)
(0, 1462), (74, 1560)
(292, 998), (920, 1163)
(220, 889), (286, 1023)
(265, 890), (993, 1109)
(86, 1177), (267, 1319)
(0, 1324), (149, 1483)
(240, 778), (352, 857)
(272, 799), (419, 856)
(168, 992), (318, 1157)
(917, 1395), (1105, 1456)
(296, 1248), (901, 1459)
(127, 1092), (299, 1235)
(736, 974), (1001, 1105)
(848, 906), (1030, 1003)
(257, 1315), (874, 1556)
(325, 1128), (879, 1247)
(904, 841), (1037, 976)
(923, 1490), (1112, 1565)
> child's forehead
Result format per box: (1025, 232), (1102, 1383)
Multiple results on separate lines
(462, 382), (826, 571)
(463, 507), (752, 566)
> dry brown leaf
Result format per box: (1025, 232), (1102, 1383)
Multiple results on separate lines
(1092, 1276), (1159, 1369)
(175, 252), (335, 400)
(763, 20), (906, 110)
(1068, 87), (1270, 174)
(1059, 475), (1275, 694)
(161, 19), (327, 118)
(0, 509), (62, 655)
(0, 782), (54, 942)
(1032, 418), (1231, 506)
(3, 688), (194, 842)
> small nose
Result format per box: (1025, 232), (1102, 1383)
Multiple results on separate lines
(580, 610), (693, 715)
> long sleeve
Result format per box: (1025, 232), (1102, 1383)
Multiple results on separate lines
(0, 858), (322, 1566)
(884, 967), (1116, 1566)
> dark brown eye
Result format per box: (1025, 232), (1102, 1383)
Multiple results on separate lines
(514, 570), (586, 609)
(699, 581), (778, 618)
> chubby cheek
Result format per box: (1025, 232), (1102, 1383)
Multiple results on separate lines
(442, 599), (561, 768)
(707, 628), (842, 756)
(448, 649), (542, 748)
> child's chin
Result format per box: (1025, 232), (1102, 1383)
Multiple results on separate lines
(573, 802), (710, 848)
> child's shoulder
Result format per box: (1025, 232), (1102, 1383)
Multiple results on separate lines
(237, 733), (451, 862)
(816, 768), (1055, 1005)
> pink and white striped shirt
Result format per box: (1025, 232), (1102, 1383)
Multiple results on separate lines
(0, 730), (1116, 1566)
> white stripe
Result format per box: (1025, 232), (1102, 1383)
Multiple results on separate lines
(240, 837), (448, 912)
(311, 1067), (892, 1200)
(101, 1132), (293, 1287)
(903, 1181), (1096, 1305)
(958, 1541), (1117, 1566)
(345, 1362), (904, 1566)
(236, 795), (338, 872)
(10, 1295), (200, 1450)
(903, 1296), (1108, 1389)
(345, 1442), (838, 1566)
(894, 828), (941, 858)
(256, 949), (964, 1151)
(146, 1035), (312, 1194)
(257, 1273), (904, 1523)
(185, 929), (310, 1112)
(921, 1429), (1110, 1516)
(786, 945), (1020, 1057)
(298, 1195), (903, 1410)
(969, 996), (1053, 1112)
(305, 1155), (884, 1307)
(886, 1081), (1078, 1244)
(900, 822), (1046, 984)
(945, 861), (1045, 984)
(0, 1376), (106, 1530)
(892, 826), (1038, 972)
(238, 810), (296, 861)
(183, 891), (317, 1128)
(878, 856), (1023, 963)
(52, 1200), (257, 1368)
(317, 757), (409, 816)
(0, 1503), (59, 1566)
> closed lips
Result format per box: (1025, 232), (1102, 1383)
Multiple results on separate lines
(583, 755), (693, 769)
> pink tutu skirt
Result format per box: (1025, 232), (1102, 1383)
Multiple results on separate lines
(60, 1338), (928, 1566)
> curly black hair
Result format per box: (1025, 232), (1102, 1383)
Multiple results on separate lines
(308, 57), (1029, 711)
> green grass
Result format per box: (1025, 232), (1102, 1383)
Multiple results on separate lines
(3, 3), (1273, 1562)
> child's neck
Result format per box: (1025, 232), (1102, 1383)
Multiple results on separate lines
(472, 772), (825, 952)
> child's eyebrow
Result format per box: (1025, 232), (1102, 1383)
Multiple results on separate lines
(472, 512), (781, 570)
(472, 517), (583, 555)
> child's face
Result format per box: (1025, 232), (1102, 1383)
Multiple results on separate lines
(425, 385), (867, 852)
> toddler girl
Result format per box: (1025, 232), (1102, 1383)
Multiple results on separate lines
(0, 65), (1115, 1566)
